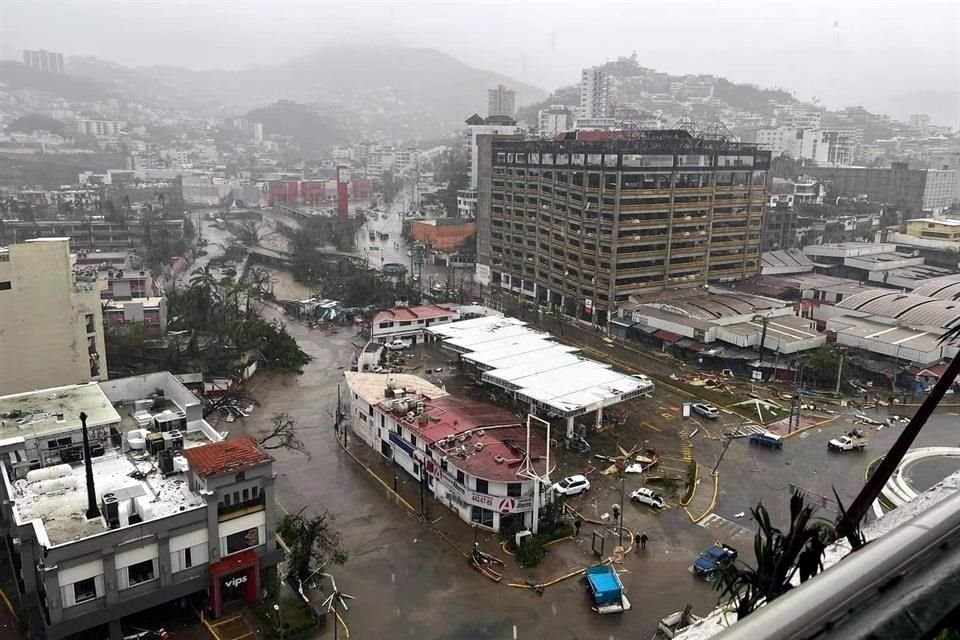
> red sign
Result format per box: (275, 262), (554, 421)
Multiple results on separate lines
(498, 497), (517, 514)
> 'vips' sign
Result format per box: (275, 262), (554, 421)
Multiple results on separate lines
(224, 574), (248, 589)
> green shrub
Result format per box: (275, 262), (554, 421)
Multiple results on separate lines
(516, 536), (546, 568)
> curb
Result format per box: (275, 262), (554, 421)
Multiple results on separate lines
(683, 472), (719, 524)
(679, 461), (699, 507)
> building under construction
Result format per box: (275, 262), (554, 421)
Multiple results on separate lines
(474, 128), (771, 325)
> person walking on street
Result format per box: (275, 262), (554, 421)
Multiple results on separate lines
(640, 532), (648, 551)
(574, 517), (582, 537)
(634, 532), (642, 552)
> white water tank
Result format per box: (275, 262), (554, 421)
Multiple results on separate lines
(26, 464), (72, 484)
(127, 429), (148, 450)
(173, 454), (189, 473)
(135, 495), (154, 521)
(33, 476), (79, 493)
(118, 500), (131, 528)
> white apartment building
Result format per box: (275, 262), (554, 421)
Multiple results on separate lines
(463, 116), (521, 190)
(922, 169), (959, 214)
(755, 127), (828, 163)
(537, 105), (574, 137)
(457, 189), (478, 218)
(76, 120), (125, 137)
(488, 85), (516, 118)
(579, 68), (610, 119)
(0, 239), (108, 395)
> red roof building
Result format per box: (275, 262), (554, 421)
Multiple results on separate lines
(371, 304), (459, 345)
(182, 437), (274, 478)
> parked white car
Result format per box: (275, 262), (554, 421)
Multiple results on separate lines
(692, 403), (720, 419)
(385, 339), (409, 351)
(630, 487), (665, 509)
(552, 474), (591, 496)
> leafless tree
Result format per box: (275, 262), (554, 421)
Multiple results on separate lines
(256, 412), (309, 459)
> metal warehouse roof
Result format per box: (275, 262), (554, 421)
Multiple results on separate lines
(837, 289), (960, 330)
(428, 319), (650, 417)
(460, 335), (576, 369)
(656, 293), (781, 320)
(912, 274), (960, 301)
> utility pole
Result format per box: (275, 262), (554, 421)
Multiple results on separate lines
(713, 422), (745, 476)
(618, 471), (625, 546)
(835, 353), (844, 395)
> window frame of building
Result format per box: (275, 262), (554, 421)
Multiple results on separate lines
(0, 281), (11, 291)
(73, 577), (98, 604)
(475, 478), (489, 494)
(456, 469), (465, 485)
(471, 506), (495, 528)
(507, 483), (522, 497)
(126, 559), (156, 587)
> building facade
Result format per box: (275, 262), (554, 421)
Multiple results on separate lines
(463, 115), (522, 190)
(487, 85), (516, 118)
(537, 105), (574, 137)
(370, 304), (460, 344)
(475, 130), (770, 324)
(579, 68), (610, 119)
(755, 127), (828, 163)
(0, 239), (107, 395)
(0, 374), (280, 640)
(344, 373), (548, 533)
(807, 163), (957, 218)
(23, 49), (64, 74)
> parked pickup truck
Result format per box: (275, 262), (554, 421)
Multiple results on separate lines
(828, 435), (867, 452)
(693, 544), (737, 578)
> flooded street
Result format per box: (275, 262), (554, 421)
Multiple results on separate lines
(231, 308), (719, 639)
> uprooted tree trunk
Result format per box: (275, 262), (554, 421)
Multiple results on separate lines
(277, 507), (347, 589)
(257, 412), (309, 459)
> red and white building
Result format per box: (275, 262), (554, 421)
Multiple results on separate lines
(344, 372), (549, 532)
(370, 304), (460, 345)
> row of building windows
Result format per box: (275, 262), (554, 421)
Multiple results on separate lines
(493, 151), (761, 169)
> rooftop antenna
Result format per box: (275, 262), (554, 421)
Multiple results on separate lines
(80, 411), (101, 520)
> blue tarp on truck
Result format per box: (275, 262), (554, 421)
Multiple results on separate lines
(585, 565), (631, 614)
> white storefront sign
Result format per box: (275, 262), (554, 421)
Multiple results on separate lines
(426, 459), (533, 513)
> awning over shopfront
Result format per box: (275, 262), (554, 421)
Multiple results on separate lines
(654, 329), (683, 343)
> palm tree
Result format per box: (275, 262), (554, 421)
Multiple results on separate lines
(715, 491), (828, 619)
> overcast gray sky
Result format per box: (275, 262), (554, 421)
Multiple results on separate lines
(2, 0), (958, 116)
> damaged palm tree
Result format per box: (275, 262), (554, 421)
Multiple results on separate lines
(715, 490), (829, 619)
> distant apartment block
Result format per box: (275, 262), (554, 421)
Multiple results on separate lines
(906, 218), (960, 243)
(537, 105), (574, 137)
(821, 129), (863, 166)
(579, 68), (610, 119)
(487, 85), (516, 118)
(807, 162), (958, 217)
(76, 120), (126, 137)
(0, 218), (185, 253)
(0, 239), (107, 395)
(755, 127), (828, 163)
(23, 49), (64, 74)
(0, 373), (280, 640)
(475, 130), (770, 323)
(457, 189), (478, 218)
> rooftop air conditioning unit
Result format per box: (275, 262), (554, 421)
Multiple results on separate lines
(474, 442), (484, 451)
(494, 455), (505, 464)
